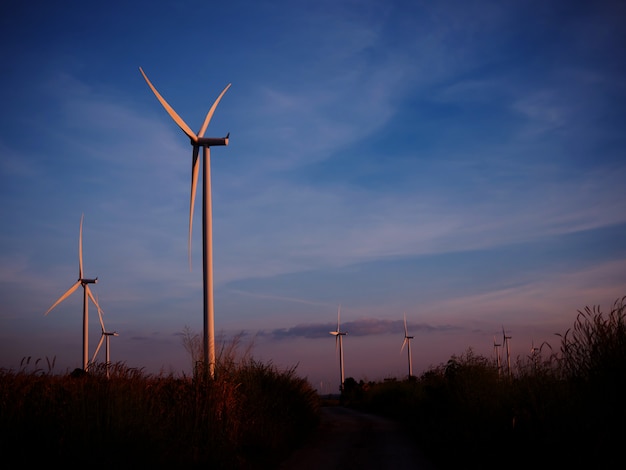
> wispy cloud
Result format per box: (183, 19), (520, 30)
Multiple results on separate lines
(1, 0), (625, 382)
(260, 317), (460, 340)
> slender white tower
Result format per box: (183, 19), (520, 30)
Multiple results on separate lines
(140, 67), (230, 377)
(330, 305), (347, 391)
(401, 313), (414, 378)
(45, 214), (100, 371)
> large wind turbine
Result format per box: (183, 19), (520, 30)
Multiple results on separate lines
(401, 313), (414, 379)
(139, 67), (231, 377)
(45, 214), (100, 371)
(90, 296), (118, 378)
(329, 306), (347, 392)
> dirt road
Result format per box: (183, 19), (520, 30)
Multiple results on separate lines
(279, 405), (436, 470)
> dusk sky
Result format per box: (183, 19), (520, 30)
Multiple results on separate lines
(1, 0), (625, 393)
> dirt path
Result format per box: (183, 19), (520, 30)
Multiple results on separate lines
(279, 405), (436, 470)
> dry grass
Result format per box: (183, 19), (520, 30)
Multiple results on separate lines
(0, 337), (320, 468)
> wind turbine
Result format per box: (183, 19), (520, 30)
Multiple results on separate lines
(139, 67), (231, 378)
(45, 214), (100, 371)
(90, 296), (118, 378)
(529, 339), (540, 369)
(329, 305), (347, 392)
(502, 326), (512, 377)
(401, 313), (414, 379)
(493, 335), (502, 376)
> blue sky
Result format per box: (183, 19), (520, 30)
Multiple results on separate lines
(1, 0), (625, 392)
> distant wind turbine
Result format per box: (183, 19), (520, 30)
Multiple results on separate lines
(401, 313), (414, 379)
(529, 339), (541, 369)
(90, 295), (118, 378)
(139, 67), (231, 378)
(329, 305), (347, 392)
(502, 326), (512, 377)
(493, 335), (502, 376)
(45, 214), (100, 371)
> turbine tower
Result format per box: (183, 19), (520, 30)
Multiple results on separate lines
(329, 305), (347, 392)
(502, 326), (512, 377)
(401, 313), (414, 379)
(493, 335), (502, 376)
(139, 67), (231, 378)
(90, 296), (118, 378)
(529, 339), (540, 369)
(45, 214), (101, 371)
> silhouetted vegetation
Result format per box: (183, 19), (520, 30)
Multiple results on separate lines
(2, 296), (625, 468)
(0, 338), (320, 468)
(340, 296), (626, 469)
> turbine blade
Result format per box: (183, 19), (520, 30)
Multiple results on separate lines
(337, 305), (341, 331)
(45, 281), (81, 315)
(198, 83), (232, 138)
(139, 67), (198, 142)
(188, 146), (200, 270)
(92, 292), (105, 332)
(86, 285), (102, 316)
(404, 313), (408, 336)
(79, 214), (84, 279)
(92, 335), (105, 363)
(401, 338), (407, 352)
(335, 335), (339, 353)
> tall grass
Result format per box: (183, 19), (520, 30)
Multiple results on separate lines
(3, 296), (625, 468)
(341, 296), (626, 469)
(0, 336), (320, 468)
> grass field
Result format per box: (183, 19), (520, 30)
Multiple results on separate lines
(2, 296), (624, 468)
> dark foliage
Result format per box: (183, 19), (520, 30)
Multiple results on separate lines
(0, 359), (320, 468)
(340, 296), (626, 469)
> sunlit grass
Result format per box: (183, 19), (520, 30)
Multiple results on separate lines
(0, 337), (319, 467)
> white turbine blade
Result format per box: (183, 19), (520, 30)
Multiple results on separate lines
(86, 285), (102, 316)
(198, 83), (232, 138)
(139, 67), (198, 142)
(401, 337), (407, 352)
(337, 305), (341, 332)
(78, 214), (84, 279)
(92, 335), (105, 363)
(188, 146), (200, 270)
(403, 313), (408, 336)
(45, 280), (81, 315)
(92, 292), (105, 332)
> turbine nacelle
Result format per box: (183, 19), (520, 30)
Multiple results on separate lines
(193, 134), (229, 147)
(45, 214), (100, 371)
(140, 66), (232, 378)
